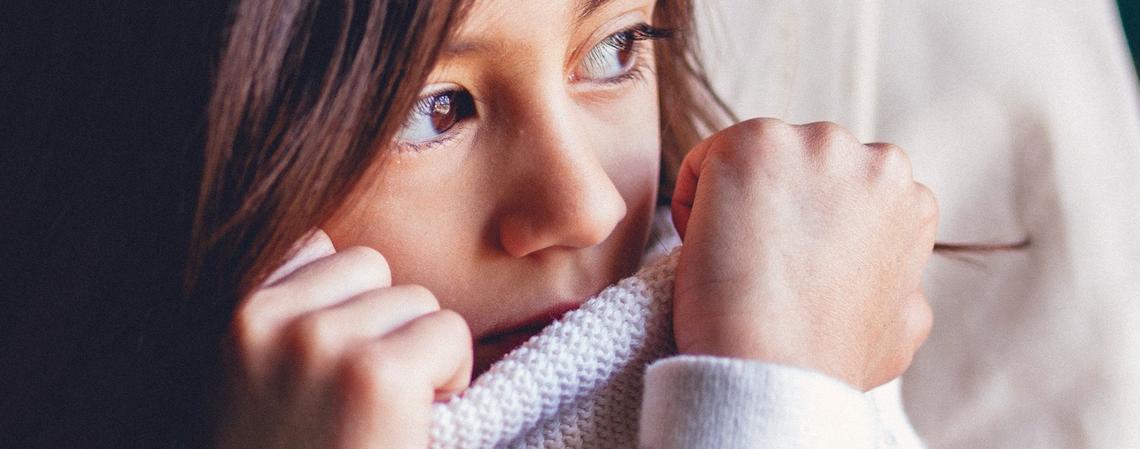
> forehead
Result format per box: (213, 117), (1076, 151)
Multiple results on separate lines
(452, 0), (650, 48)
(463, 0), (617, 24)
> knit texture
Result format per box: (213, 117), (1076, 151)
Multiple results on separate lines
(429, 250), (680, 449)
(427, 208), (924, 449)
(642, 356), (887, 449)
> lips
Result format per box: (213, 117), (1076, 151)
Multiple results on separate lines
(477, 302), (581, 346)
(472, 301), (584, 376)
(475, 326), (544, 361)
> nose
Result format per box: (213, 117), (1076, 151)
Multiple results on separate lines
(497, 107), (627, 258)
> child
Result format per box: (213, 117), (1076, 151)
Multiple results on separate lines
(189, 0), (936, 447)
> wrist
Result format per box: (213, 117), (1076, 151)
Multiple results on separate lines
(675, 318), (865, 389)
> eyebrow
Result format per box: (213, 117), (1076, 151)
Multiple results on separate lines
(576, 0), (618, 22)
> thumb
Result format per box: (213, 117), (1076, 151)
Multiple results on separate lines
(671, 136), (717, 240)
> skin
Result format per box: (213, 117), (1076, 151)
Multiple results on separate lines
(216, 0), (937, 447)
(323, 0), (663, 375)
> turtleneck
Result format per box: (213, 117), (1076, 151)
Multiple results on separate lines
(429, 207), (924, 448)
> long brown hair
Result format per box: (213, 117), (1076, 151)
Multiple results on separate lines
(185, 0), (729, 305)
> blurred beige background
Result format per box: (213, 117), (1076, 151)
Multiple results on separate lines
(695, 0), (1140, 447)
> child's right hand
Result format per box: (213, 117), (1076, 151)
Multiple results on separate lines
(671, 118), (938, 391)
(215, 230), (472, 449)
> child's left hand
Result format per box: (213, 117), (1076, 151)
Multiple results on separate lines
(214, 230), (473, 449)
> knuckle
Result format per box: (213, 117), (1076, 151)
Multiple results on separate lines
(299, 314), (340, 349)
(423, 309), (473, 346)
(229, 302), (275, 352)
(734, 117), (789, 137)
(339, 351), (387, 398)
(914, 183), (940, 224)
(797, 122), (860, 169)
(805, 121), (856, 148)
(911, 296), (934, 349)
(283, 316), (341, 365)
(710, 118), (792, 172)
(339, 346), (410, 403)
(433, 307), (474, 344)
(341, 245), (389, 269)
(399, 284), (442, 311)
(876, 144), (914, 183)
(340, 245), (392, 282)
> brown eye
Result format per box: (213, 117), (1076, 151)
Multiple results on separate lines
(398, 88), (476, 143)
(573, 23), (672, 83)
(576, 30), (637, 81)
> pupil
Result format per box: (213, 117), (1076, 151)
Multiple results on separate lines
(430, 93), (456, 131)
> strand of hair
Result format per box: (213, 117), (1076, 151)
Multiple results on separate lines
(933, 237), (1032, 253)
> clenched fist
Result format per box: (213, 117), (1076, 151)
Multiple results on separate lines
(672, 118), (937, 390)
(215, 231), (472, 449)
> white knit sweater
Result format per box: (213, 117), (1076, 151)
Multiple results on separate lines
(429, 211), (925, 449)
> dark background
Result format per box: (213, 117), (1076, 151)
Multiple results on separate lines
(2, 2), (227, 447)
(1122, 0), (1140, 73)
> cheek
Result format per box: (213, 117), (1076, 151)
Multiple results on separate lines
(591, 85), (662, 207)
(608, 132), (659, 222)
(322, 170), (483, 287)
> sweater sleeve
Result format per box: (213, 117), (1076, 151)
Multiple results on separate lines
(638, 355), (925, 449)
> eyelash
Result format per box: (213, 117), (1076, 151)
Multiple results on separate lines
(585, 23), (674, 86)
(394, 91), (477, 154)
(396, 23), (676, 154)
(396, 127), (461, 154)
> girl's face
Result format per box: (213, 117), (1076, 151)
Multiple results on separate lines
(325, 0), (663, 373)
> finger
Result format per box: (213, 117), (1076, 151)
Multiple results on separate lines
(263, 229), (337, 287)
(904, 291), (934, 353)
(290, 285), (442, 358)
(335, 311), (473, 447)
(283, 285), (442, 380)
(913, 182), (939, 238)
(322, 285), (441, 335)
(863, 142), (896, 162)
(252, 246), (393, 320)
(373, 310), (474, 401)
(908, 182), (940, 276)
(671, 134), (719, 240)
(875, 290), (932, 388)
(864, 142), (915, 188)
(862, 289), (930, 390)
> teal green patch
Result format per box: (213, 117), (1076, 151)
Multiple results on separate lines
(1120, 0), (1139, 73)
